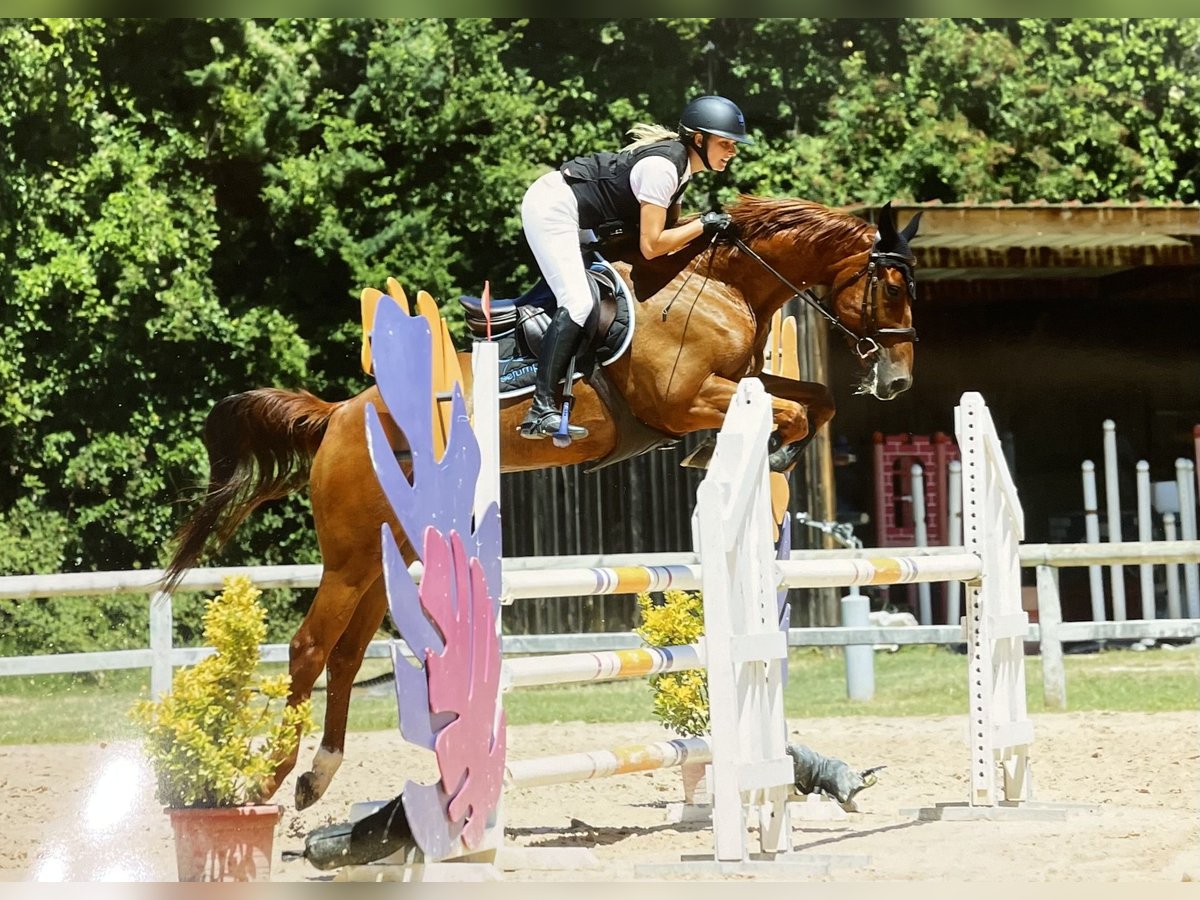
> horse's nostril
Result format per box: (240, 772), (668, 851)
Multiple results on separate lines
(888, 376), (912, 395)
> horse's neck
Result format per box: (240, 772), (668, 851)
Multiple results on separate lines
(737, 229), (870, 317)
(612, 224), (869, 321)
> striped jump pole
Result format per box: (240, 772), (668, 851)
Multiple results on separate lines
(501, 554), (982, 605)
(502, 564), (701, 602)
(504, 644), (704, 689)
(776, 553), (982, 589)
(506, 738), (712, 790)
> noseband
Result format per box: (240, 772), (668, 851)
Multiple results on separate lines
(730, 236), (917, 361)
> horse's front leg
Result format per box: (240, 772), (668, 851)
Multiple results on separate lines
(293, 575), (389, 810)
(678, 374), (806, 468)
(681, 373), (806, 433)
(757, 373), (836, 473)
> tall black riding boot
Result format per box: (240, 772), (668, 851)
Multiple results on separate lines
(519, 306), (589, 440)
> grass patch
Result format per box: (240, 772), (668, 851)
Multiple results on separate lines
(0, 669), (149, 745)
(0, 643), (1194, 746)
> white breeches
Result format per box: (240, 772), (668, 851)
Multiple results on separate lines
(521, 170), (595, 327)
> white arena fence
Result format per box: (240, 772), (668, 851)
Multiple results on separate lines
(0, 545), (1195, 707)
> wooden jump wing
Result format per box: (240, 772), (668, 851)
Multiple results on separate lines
(360, 288), (384, 376)
(768, 314), (801, 536)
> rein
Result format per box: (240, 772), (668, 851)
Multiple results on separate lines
(731, 235), (917, 360)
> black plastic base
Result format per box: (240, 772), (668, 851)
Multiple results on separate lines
(303, 794), (417, 871)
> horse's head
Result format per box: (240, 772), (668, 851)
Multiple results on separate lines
(827, 202), (922, 400)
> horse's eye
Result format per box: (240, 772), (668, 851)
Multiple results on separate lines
(885, 283), (901, 298)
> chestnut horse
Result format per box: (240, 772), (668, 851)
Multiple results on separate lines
(162, 196), (921, 809)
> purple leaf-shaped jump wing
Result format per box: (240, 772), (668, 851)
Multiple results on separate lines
(363, 292), (506, 860)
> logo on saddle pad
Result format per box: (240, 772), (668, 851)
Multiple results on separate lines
(457, 258), (635, 398)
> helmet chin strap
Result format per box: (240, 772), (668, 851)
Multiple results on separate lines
(692, 133), (714, 172)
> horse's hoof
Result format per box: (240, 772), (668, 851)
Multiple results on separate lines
(295, 772), (321, 810)
(768, 447), (792, 473)
(680, 438), (715, 469)
(768, 438), (811, 473)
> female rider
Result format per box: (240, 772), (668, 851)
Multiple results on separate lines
(518, 95), (753, 440)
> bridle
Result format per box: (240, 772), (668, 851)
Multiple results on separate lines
(729, 233), (918, 360)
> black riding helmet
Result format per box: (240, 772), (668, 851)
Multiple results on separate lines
(679, 95), (752, 173)
(678, 95), (753, 145)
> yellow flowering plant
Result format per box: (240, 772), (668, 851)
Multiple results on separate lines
(635, 589), (709, 736)
(131, 576), (314, 808)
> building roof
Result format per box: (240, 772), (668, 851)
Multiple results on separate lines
(847, 200), (1200, 275)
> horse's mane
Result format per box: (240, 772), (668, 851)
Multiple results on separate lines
(603, 195), (872, 281)
(726, 195), (870, 248)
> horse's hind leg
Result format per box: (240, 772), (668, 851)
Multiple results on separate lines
(294, 574), (389, 810)
(265, 566), (375, 804)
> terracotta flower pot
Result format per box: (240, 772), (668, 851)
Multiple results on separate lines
(167, 804), (282, 882)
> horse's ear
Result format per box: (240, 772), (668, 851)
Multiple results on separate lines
(900, 210), (923, 243)
(877, 201), (899, 246)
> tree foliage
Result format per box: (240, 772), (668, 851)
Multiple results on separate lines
(2, 18), (1197, 653)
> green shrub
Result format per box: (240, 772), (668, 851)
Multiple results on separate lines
(635, 589), (709, 737)
(130, 576), (314, 808)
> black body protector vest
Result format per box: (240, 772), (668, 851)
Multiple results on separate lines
(559, 140), (690, 235)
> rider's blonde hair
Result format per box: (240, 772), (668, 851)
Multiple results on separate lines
(622, 123), (680, 151)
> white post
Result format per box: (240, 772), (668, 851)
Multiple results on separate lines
(911, 463), (932, 626)
(471, 336), (505, 859)
(1135, 461), (1156, 620)
(1036, 565), (1066, 711)
(149, 590), (173, 698)
(956, 392), (1031, 807)
(694, 378), (793, 862)
(946, 459), (963, 626)
(841, 593), (875, 700)
(1102, 420), (1126, 621)
(1164, 512), (1183, 619)
(1081, 461), (1107, 623)
(1176, 459), (1200, 618)
(472, 340), (501, 520)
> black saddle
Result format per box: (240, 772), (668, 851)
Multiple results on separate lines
(457, 256), (632, 395)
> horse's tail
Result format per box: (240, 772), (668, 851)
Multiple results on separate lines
(161, 388), (340, 593)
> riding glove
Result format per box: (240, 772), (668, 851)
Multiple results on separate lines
(700, 210), (734, 237)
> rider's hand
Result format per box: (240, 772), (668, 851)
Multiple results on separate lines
(700, 210), (734, 237)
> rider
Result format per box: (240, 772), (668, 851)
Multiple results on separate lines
(518, 95), (753, 440)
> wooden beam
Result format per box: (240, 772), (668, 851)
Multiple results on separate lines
(852, 201), (1200, 234)
(913, 233), (1197, 269)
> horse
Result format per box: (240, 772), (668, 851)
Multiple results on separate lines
(162, 195), (922, 810)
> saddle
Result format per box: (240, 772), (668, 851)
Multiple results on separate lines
(456, 255), (635, 396)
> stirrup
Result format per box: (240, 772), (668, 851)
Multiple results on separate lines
(519, 412), (588, 441)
